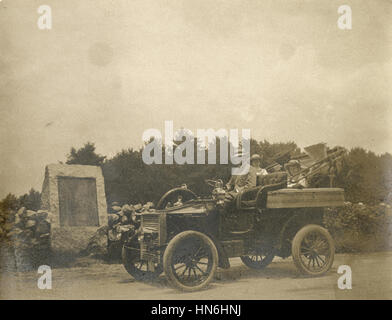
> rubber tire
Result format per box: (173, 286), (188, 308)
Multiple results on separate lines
(241, 251), (275, 269)
(122, 245), (163, 281)
(163, 230), (218, 292)
(292, 224), (335, 276)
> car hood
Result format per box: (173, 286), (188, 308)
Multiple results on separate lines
(161, 199), (215, 215)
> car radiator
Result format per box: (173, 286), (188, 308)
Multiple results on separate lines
(140, 213), (166, 261)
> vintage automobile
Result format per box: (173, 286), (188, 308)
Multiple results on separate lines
(121, 172), (344, 291)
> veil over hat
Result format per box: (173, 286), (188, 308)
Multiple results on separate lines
(250, 154), (262, 161)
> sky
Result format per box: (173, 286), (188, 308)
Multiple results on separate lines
(0, 0), (391, 198)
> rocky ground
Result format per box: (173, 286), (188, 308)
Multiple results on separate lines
(1, 251), (391, 300)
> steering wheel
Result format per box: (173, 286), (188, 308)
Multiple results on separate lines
(156, 188), (197, 210)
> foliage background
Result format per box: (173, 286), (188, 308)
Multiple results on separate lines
(1, 140), (391, 252)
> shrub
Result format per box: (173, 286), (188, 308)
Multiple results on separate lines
(323, 202), (392, 252)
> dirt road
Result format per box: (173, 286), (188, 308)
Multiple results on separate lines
(1, 252), (391, 299)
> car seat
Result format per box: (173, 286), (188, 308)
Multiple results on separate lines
(236, 172), (288, 210)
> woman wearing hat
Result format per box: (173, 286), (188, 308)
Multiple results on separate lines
(224, 154), (268, 208)
(285, 160), (308, 188)
(226, 154), (268, 192)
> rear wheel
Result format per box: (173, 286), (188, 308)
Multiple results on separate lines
(241, 249), (275, 269)
(163, 231), (218, 291)
(292, 224), (335, 276)
(122, 244), (163, 281)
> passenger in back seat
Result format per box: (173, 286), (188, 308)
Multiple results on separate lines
(285, 160), (308, 188)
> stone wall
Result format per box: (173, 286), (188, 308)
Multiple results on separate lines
(0, 208), (51, 272)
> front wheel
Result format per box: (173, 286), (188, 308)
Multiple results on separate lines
(292, 224), (335, 276)
(163, 231), (218, 292)
(122, 245), (163, 281)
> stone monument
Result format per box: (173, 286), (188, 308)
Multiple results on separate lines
(40, 164), (108, 256)
(41, 164), (108, 227)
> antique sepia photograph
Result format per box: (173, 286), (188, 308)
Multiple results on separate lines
(0, 0), (391, 302)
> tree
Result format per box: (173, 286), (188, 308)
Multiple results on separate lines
(62, 140), (391, 207)
(66, 142), (106, 166)
(102, 139), (302, 206)
(0, 193), (19, 213)
(18, 188), (41, 211)
(0, 193), (20, 233)
(335, 148), (392, 204)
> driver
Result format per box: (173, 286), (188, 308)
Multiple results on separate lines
(224, 154), (268, 206)
(226, 154), (267, 192)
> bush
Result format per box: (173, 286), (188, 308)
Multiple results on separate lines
(323, 202), (392, 252)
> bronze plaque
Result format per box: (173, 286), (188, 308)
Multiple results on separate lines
(58, 177), (99, 227)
